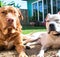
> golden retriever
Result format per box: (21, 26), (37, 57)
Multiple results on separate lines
(0, 6), (28, 57)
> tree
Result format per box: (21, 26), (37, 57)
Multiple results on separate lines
(0, 1), (6, 7)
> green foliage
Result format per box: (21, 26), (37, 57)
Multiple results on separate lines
(0, 1), (3, 7)
(0, 1), (6, 7)
(8, 1), (21, 8)
(29, 16), (38, 22)
(0, 1), (21, 8)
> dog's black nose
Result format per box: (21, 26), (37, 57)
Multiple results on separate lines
(49, 24), (56, 31)
(49, 24), (54, 28)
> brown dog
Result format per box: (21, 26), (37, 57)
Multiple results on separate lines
(23, 13), (60, 57)
(0, 6), (28, 57)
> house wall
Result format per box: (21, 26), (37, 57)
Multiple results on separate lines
(27, 0), (37, 18)
(20, 9), (28, 25)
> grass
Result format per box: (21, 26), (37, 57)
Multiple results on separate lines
(22, 26), (46, 34)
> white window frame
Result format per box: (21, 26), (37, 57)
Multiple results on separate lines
(42, 0), (44, 22)
(32, 1), (38, 16)
(32, 0), (59, 22)
(51, 0), (53, 14)
(32, 0), (44, 22)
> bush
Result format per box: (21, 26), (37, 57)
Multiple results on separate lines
(0, 1), (6, 7)
(29, 16), (38, 22)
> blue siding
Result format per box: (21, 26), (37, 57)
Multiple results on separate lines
(27, 0), (37, 18)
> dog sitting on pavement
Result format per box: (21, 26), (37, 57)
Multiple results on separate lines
(23, 13), (60, 57)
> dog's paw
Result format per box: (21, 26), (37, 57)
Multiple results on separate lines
(26, 46), (31, 49)
(37, 50), (44, 57)
(4, 41), (8, 46)
(56, 50), (60, 57)
(37, 54), (44, 57)
(19, 52), (28, 57)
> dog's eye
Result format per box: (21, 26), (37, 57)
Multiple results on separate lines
(55, 19), (59, 22)
(46, 20), (50, 22)
(1, 11), (6, 14)
(13, 11), (16, 13)
(55, 19), (60, 23)
(8, 10), (16, 14)
(10, 10), (16, 13)
(55, 19), (59, 21)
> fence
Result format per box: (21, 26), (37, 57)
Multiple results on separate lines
(20, 9), (29, 26)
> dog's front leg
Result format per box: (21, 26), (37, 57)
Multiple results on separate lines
(37, 46), (47, 57)
(14, 35), (28, 57)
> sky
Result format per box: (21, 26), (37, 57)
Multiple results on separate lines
(1, 0), (27, 9)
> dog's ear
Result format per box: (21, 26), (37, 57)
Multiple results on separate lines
(17, 8), (23, 20)
(16, 16), (22, 32)
(45, 13), (50, 22)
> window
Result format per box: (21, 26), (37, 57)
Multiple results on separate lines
(32, 1), (43, 22)
(47, 0), (51, 13)
(57, 0), (60, 11)
(32, 2), (38, 21)
(53, 0), (57, 14)
(32, 0), (60, 23)
(44, 0), (48, 19)
(38, 1), (43, 22)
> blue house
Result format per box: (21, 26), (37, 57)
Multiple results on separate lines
(22, 0), (60, 23)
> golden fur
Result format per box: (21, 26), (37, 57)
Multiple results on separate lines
(0, 6), (28, 57)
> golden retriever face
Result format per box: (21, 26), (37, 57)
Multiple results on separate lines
(0, 6), (23, 30)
